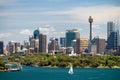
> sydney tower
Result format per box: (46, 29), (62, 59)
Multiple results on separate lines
(88, 16), (93, 42)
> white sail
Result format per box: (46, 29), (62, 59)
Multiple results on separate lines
(68, 66), (74, 74)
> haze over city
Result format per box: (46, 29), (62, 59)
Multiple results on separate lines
(0, 0), (120, 44)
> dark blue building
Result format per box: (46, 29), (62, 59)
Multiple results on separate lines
(60, 37), (66, 47)
(106, 32), (118, 50)
(33, 28), (40, 39)
(0, 41), (4, 54)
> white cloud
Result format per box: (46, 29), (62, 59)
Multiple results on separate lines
(39, 26), (56, 35)
(20, 29), (32, 35)
(0, 33), (11, 38)
(46, 5), (120, 24)
(92, 25), (100, 30)
(1, 5), (119, 25)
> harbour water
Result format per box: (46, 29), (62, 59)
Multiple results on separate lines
(0, 66), (120, 80)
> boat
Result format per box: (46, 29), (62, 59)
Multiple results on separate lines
(5, 63), (22, 72)
(68, 66), (74, 74)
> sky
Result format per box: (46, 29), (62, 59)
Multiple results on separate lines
(0, 0), (120, 45)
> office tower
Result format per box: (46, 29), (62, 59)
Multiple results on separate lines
(71, 40), (76, 53)
(39, 34), (47, 53)
(0, 41), (4, 54)
(33, 28), (40, 39)
(106, 21), (119, 53)
(106, 31), (119, 50)
(88, 16), (93, 42)
(66, 29), (80, 47)
(23, 41), (29, 49)
(60, 37), (66, 47)
(15, 42), (21, 53)
(107, 21), (115, 38)
(48, 37), (59, 53)
(8, 41), (15, 54)
(96, 38), (105, 53)
(89, 37), (105, 53)
(76, 38), (88, 53)
(30, 38), (39, 53)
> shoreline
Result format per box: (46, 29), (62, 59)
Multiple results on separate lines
(1, 66), (120, 72)
(31, 65), (120, 69)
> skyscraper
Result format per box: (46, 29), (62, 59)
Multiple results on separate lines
(106, 31), (119, 50)
(76, 38), (88, 53)
(8, 41), (15, 54)
(107, 21), (115, 38)
(0, 41), (4, 54)
(66, 29), (80, 47)
(33, 28), (40, 39)
(48, 37), (59, 53)
(39, 34), (47, 53)
(106, 21), (119, 52)
(30, 38), (39, 53)
(15, 42), (21, 53)
(96, 38), (105, 53)
(71, 40), (77, 53)
(89, 37), (105, 54)
(60, 37), (66, 47)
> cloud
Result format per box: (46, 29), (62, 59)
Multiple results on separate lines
(20, 29), (32, 35)
(1, 4), (120, 26)
(39, 26), (56, 35)
(0, 33), (11, 38)
(45, 5), (120, 24)
(92, 25), (100, 30)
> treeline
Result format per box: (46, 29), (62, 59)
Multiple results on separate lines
(0, 53), (120, 69)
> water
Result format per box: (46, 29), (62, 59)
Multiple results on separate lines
(0, 66), (120, 80)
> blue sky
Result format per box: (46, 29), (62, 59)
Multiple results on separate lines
(0, 0), (120, 45)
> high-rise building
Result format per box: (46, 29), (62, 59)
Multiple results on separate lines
(106, 31), (119, 50)
(107, 21), (115, 38)
(71, 40), (77, 53)
(23, 40), (29, 49)
(96, 38), (105, 53)
(48, 37), (59, 53)
(60, 37), (66, 47)
(66, 29), (80, 47)
(39, 34), (47, 53)
(0, 41), (4, 54)
(89, 37), (105, 53)
(76, 38), (88, 53)
(33, 28), (40, 39)
(8, 41), (15, 54)
(106, 21), (119, 53)
(15, 42), (21, 53)
(30, 38), (39, 53)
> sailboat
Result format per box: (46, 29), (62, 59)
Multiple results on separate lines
(68, 66), (74, 74)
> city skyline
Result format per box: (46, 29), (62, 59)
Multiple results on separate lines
(0, 0), (120, 44)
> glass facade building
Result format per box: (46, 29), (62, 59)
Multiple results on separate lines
(0, 41), (4, 54)
(60, 37), (66, 47)
(106, 21), (119, 51)
(66, 29), (80, 47)
(33, 29), (40, 39)
(107, 21), (115, 38)
(106, 32), (119, 50)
